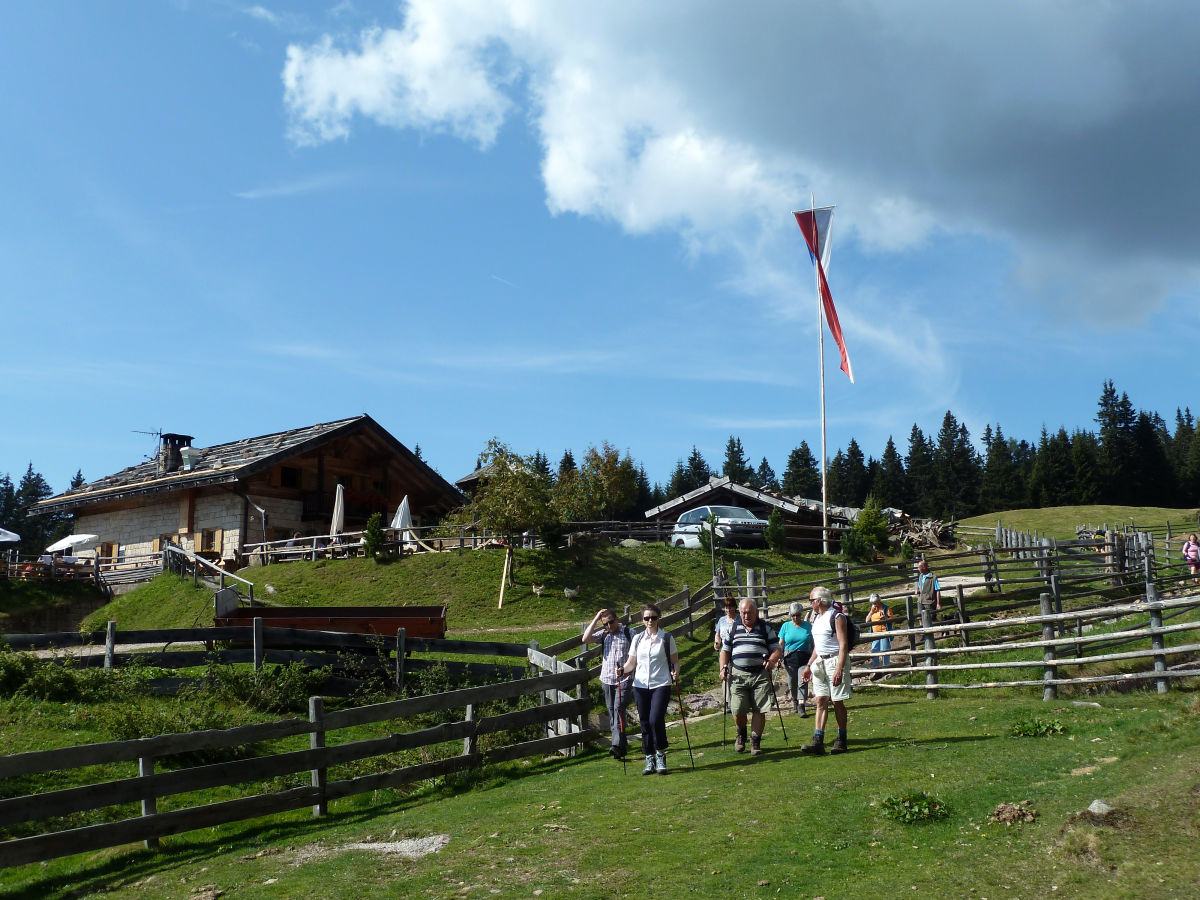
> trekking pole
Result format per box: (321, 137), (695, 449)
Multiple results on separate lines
(765, 660), (789, 745)
(616, 678), (627, 775)
(673, 674), (696, 770)
(722, 671), (729, 750)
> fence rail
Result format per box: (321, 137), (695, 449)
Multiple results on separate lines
(0, 639), (592, 869)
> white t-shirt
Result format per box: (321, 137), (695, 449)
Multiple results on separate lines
(630, 630), (677, 689)
(812, 609), (843, 658)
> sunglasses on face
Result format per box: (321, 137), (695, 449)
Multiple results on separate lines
(643, 615), (659, 622)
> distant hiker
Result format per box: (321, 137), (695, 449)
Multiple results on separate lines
(720, 597), (782, 756)
(714, 594), (739, 708)
(865, 593), (893, 680)
(800, 586), (851, 755)
(621, 603), (679, 775)
(915, 558), (942, 613)
(778, 601), (813, 716)
(582, 607), (634, 758)
(1183, 533), (1200, 584)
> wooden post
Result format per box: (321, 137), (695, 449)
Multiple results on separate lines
(760, 569), (769, 616)
(105, 620), (116, 670)
(309, 696), (327, 816)
(921, 608), (938, 699)
(978, 548), (992, 593)
(733, 560), (741, 587)
(1039, 593), (1057, 701)
(139, 756), (159, 848)
(395, 627), (406, 692)
(253, 617), (264, 671)
(463, 703), (478, 758)
(97, 554), (105, 586)
(991, 546), (1003, 593)
(684, 584), (694, 638)
(954, 585), (969, 648)
(905, 595), (917, 669)
(837, 561), (850, 607)
(1148, 587), (1168, 695)
(746, 567), (755, 609)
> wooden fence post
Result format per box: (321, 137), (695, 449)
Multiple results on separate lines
(978, 547), (992, 593)
(309, 696), (327, 817)
(105, 620), (116, 670)
(1148, 587), (1168, 695)
(395, 627), (406, 692)
(1039, 593), (1057, 701)
(760, 569), (768, 616)
(684, 584), (694, 637)
(139, 756), (158, 848)
(746, 568), (755, 608)
(905, 595), (917, 669)
(463, 703), (478, 758)
(991, 546), (1003, 593)
(921, 608), (938, 699)
(733, 560), (740, 586)
(954, 585), (970, 648)
(837, 562), (850, 607)
(253, 617), (264, 671)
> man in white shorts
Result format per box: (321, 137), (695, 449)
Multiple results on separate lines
(799, 585), (851, 755)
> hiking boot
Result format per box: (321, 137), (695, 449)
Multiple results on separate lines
(792, 699), (801, 716)
(655, 752), (668, 775)
(800, 736), (825, 755)
(749, 734), (762, 756)
(829, 735), (848, 754)
(642, 754), (656, 775)
(800, 705), (808, 719)
(734, 732), (747, 753)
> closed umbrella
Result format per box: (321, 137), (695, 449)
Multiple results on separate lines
(45, 533), (99, 553)
(390, 495), (414, 548)
(329, 484), (345, 538)
(0, 527), (19, 543)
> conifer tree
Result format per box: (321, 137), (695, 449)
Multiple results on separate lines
(781, 442), (821, 498)
(871, 437), (906, 509)
(755, 457), (779, 491)
(721, 436), (755, 484)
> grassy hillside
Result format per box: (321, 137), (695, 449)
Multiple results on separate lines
(0, 579), (108, 629)
(81, 544), (831, 637)
(959, 504), (1199, 540)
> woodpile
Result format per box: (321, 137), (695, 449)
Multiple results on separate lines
(890, 517), (954, 550)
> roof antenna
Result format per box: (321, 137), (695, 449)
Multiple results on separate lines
(133, 429), (164, 462)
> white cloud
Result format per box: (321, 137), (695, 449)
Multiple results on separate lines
(280, 0), (1200, 321)
(234, 171), (356, 199)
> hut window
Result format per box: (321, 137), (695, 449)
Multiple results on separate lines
(280, 466), (301, 488)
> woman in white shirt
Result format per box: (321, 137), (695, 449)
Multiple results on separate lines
(622, 603), (679, 775)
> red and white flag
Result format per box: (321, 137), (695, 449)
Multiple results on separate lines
(794, 207), (854, 383)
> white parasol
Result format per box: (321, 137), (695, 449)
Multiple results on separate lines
(0, 527), (20, 543)
(390, 495), (415, 547)
(329, 484), (345, 538)
(45, 533), (99, 553)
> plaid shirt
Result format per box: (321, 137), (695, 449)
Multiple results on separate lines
(586, 625), (633, 686)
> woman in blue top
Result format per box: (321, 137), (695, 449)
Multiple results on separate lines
(778, 602), (813, 717)
(622, 603), (679, 775)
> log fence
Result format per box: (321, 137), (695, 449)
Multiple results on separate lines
(0, 634), (591, 869)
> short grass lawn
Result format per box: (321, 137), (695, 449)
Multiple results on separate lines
(3, 687), (1198, 899)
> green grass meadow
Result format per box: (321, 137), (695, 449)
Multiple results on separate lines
(5, 510), (1200, 898)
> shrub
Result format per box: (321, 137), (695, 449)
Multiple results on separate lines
(880, 791), (950, 824)
(900, 539), (915, 562)
(200, 660), (329, 714)
(363, 511), (387, 559)
(0, 651), (152, 703)
(765, 508), (786, 553)
(840, 528), (870, 563)
(1010, 716), (1064, 737)
(93, 694), (260, 766)
(697, 513), (717, 555)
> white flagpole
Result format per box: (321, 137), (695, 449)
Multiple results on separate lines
(813, 193), (829, 555)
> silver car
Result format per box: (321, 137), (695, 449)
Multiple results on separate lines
(669, 505), (769, 549)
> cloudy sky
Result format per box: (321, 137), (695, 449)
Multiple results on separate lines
(3, 1), (1198, 499)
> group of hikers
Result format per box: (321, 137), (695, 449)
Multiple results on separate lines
(582, 584), (908, 774)
(582, 561), (946, 774)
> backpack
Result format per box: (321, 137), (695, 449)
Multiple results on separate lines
(831, 610), (861, 647)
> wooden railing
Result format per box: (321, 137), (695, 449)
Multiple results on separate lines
(0, 636), (591, 868)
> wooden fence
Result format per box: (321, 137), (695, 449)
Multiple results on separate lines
(0, 636), (591, 869)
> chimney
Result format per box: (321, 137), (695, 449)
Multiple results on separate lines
(158, 433), (195, 475)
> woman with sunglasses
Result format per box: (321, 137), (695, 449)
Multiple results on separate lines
(621, 603), (679, 775)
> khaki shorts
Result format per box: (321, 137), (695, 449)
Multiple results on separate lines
(730, 669), (773, 716)
(811, 656), (852, 703)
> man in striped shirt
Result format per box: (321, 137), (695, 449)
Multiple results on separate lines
(720, 597), (782, 756)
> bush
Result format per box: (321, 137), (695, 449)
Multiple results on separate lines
(880, 791), (950, 824)
(840, 528), (870, 563)
(0, 650), (152, 703)
(199, 660), (329, 714)
(363, 511), (386, 559)
(765, 508), (786, 553)
(1011, 716), (1064, 737)
(697, 513), (717, 555)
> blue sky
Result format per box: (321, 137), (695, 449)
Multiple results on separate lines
(3, 1), (1199, 498)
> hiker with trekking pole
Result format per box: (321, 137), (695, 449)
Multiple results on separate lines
(583, 607), (634, 760)
(719, 597), (782, 756)
(621, 603), (679, 775)
(800, 586), (852, 755)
